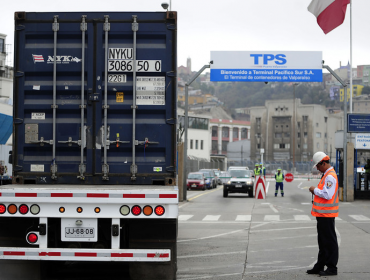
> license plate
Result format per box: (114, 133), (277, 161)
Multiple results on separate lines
(65, 227), (94, 238)
(61, 218), (97, 242)
(235, 184), (242, 188)
(192, 184), (197, 188)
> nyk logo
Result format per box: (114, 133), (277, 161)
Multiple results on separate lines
(32, 54), (82, 64)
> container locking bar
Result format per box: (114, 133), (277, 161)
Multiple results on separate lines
(79, 15), (87, 180)
(51, 15), (59, 180)
(58, 137), (81, 146)
(102, 15), (110, 181)
(30, 137), (54, 146)
(131, 15), (138, 181)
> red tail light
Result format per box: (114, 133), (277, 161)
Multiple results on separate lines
(155, 206), (165, 216)
(131, 205), (142, 216)
(27, 233), (38, 244)
(0, 204), (6, 214)
(19, 204), (29, 215)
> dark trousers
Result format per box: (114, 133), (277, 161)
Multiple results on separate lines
(275, 182), (284, 196)
(314, 217), (339, 272)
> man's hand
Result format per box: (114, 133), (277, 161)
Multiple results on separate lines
(309, 186), (316, 194)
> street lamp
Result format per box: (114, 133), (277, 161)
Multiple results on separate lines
(293, 83), (298, 174)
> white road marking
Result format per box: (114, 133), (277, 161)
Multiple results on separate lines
(297, 182), (302, 188)
(236, 215), (252, 221)
(178, 215), (194, 221)
(202, 215), (220, 221)
(269, 204), (279, 213)
(261, 203), (270, 205)
(264, 215), (280, 221)
(294, 215), (311, 221)
(349, 215), (370, 221)
(251, 226), (315, 233)
(178, 228), (248, 243)
(301, 203), (311, 205)
(178, 250), (245, 259)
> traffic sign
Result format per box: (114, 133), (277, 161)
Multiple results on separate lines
(355, 134), (370, 149)
(348, 114), (370, 133)
(285, 173), (294, 182)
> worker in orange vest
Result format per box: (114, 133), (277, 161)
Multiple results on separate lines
(307, 152), (339, 277)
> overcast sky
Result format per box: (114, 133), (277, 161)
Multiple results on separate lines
(1, 0), (369, 72)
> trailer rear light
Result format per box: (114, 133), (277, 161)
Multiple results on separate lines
(8, 204), (17, 214)
(77, 207), (83, 213)
(59, 207), (65, 213)
(0, 204), (6, 214)
(27, 233), (38, 244)
(155, 206), (165, 216)
(143, 206), (153, 216)
(131, 205), (142, 216)
(120, 205), (130, 216)
(19, 204), (29, 215)
(94, 207), (101, 213)
(30, 204), (40, 215)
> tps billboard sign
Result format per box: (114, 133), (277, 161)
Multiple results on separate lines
(210, 51), (322, 82)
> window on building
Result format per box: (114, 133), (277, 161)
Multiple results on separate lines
(324, 133), (327, 138)
(275, 133), (282, 138)
(222, 141), (228, 152)
(233, 128), (238, 139)
(303, 116), (308, 122)
(284, 133), (290, 138)
(201, 140), (204, 150)
(0, 38), (4, 53)
(212, 126), (218, 137)
(188, 117), (208, 130)
(241, 128), (248, 139)
(316, 132), (321, 138)
(298, 122), (300, 128)
(298, 132), (301, 138)
(324, 117), (328, 123)
(303, 144), (307, 149)
(279, 143), (290, 149)
(298, 143), (300, 148)
(316, 123), (319, 127)
(274, 144), (279, 149)
(256, 118), (261, 124)
(317, 142), (320, 149)
(195, 140), (198, 149)
(212, 140), (218, 151)
(257, 143), (261, 149)
(304, 132), (308, 138)
(324, 143), (328, 151)
(190, 139), (193, 149)
(275, 125), (279, 128)
(222, 127), (229, 138)
(286, 125), (289, 128)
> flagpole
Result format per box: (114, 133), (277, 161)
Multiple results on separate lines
(350, 0), (353, 113)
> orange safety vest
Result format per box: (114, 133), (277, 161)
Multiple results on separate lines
(311, 169), (339, 218)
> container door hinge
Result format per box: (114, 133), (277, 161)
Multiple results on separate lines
(166, 166), (175, 172)
(166, 118), (176, 125)
(166, 71), (176, 77)
(112, 224), (119, 236)
(15, 71), (24, 78)
(15, 25), (25, 31)
(14, 165), (22, 172)
(14, 118), (23, 125)
(39, 224), (47, 235)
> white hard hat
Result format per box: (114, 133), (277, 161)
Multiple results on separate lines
(312, 151), (330, 169)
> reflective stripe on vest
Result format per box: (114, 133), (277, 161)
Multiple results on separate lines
(254, 168), (260, 175)
(311, 169), (339, 217)
(276, 173), (283, 183)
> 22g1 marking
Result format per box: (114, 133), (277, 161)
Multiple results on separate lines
(108, 60), (161, 72)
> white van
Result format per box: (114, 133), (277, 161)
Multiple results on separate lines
(228, 166), (249, 171)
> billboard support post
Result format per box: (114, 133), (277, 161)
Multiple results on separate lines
(323, 64), (347, 202)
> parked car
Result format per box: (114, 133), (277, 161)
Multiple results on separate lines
(197, 171), (213, 189)
(219, 171), (231, 184)
(187, 172), (207, 191)
(213, 169), (223, 185)
(199, 169), (217, 188)
(223, 169), (254, 198)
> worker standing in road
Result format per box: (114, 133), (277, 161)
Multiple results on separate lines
(254, 163), (260, 176)
(259, 163), (266, 177)
(307, 152), (339, 276)
(275, 168), (284, 197)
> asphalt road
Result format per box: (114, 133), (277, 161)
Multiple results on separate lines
(177, 179), (370, 280)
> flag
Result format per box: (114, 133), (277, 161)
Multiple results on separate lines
(308, 0), (350, 34)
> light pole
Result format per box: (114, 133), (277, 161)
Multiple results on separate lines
(183, 61), (213, 201)
(293, 83), (298, 174)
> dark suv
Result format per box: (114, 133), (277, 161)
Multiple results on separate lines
(223, 169), (254, 197)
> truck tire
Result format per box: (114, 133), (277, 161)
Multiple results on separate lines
(248, 190), (254, 197)
(223, 189), (228, 197)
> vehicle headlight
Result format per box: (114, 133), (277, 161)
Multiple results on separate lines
(247, 180), (252, 184)
(227, 181), (231, 184)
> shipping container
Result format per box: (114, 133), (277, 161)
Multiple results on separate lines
(0, 11), (178, 280)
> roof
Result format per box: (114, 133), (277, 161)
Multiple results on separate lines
(210, 118), (251, 125)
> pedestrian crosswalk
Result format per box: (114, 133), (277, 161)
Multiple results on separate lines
(178, 214), (369, 222)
